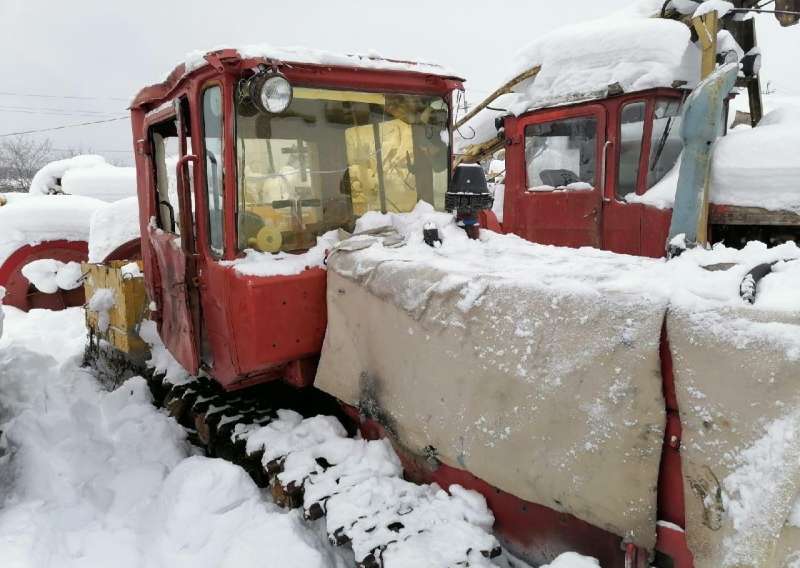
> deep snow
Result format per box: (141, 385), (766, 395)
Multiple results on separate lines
(0, 306), (352, 568)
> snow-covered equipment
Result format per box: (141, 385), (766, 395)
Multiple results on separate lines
(29, 155), (136, 202)
(0, 195), (102, 310)
(84, 5), (800, 567)
(0, 154), (139, 311)
(458, 2), (799, 257)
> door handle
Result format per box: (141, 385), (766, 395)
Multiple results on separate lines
(583, 207), (598, 219)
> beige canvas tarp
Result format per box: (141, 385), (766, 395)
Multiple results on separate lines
(316, 247), (668, 550)
(669, 307), (800, 568)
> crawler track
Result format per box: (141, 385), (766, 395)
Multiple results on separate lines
(143, 371), (502, 568)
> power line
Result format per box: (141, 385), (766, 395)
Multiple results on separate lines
(0, 91), (129, 102)
(0, 108), (123, 118)
(0, 104), (124, 115)
(0, 116), (129, 138)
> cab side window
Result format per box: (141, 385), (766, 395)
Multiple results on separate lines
(617, 101), (646, 200)
(525, 117), (597, 190)
(151, 120), (182, 235)
(202, 86), (224, 256)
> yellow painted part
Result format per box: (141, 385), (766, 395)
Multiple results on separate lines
(293, 87), (385, 105)
(692, 12), (719, 80)
(83, 260), (148, 356)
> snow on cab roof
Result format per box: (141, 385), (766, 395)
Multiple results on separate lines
(185, 45), (460, 78)
(456, 10), (700, 152)
(133, 45), (462, 110)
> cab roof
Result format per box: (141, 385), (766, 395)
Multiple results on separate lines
(131, 46), (463, 110)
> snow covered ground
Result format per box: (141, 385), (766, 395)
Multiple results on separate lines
(0, 306), (352, 568)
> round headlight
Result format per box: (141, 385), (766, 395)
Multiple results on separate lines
(251, 73), (292, 114)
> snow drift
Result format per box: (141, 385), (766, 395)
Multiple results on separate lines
(87, 196), (141, 263)
(0, 306), (350, 568)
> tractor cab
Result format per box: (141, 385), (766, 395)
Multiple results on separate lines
(130, 49), (462, 389)
(500, 87), (686, 258)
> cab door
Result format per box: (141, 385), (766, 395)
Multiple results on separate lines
(504, 105), (605, 248)
(145, 101), (200, 375)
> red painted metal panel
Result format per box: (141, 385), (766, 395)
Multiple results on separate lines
(148, 228), (199, 375)
(220, 268), (328, 390)
(0, 240), (88, 311)
(641, 206), (673, 259)
(514, 189), (602, 248)
(603, 201), (643, 255)
(655, 324), (694, 566)
(101, 239), (141, 263)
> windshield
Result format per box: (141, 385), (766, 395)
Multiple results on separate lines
(235, 87), (449, 253)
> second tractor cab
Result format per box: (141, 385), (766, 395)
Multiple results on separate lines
(460, 4), (800, 258)
(130, 48), (463, 390)
(500, 87), (686, 258)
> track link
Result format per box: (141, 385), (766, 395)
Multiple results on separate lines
(148, 373), (502, 568)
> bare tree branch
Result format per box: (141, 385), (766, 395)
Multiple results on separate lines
(0, 136), (53, 192)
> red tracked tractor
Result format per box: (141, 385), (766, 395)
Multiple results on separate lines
(83, 3), (800, 568)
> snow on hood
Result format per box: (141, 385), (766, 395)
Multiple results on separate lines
(630, 105), (800, 212)
(30, 154), (136, 202)
(88, 196), (141, 263)
(184, 44), (458, 78)
(0, 194), (104, 267)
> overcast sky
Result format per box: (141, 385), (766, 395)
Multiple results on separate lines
(1, 0), (797, 165)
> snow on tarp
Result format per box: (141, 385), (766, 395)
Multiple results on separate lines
(184, 45), (458, 78)
(317, 203), (672, 552)
(88, 196), (141, 263)
(0, 194), (104, 268)
(630, 105), (800, 212)
(315, 203), (800, 559)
